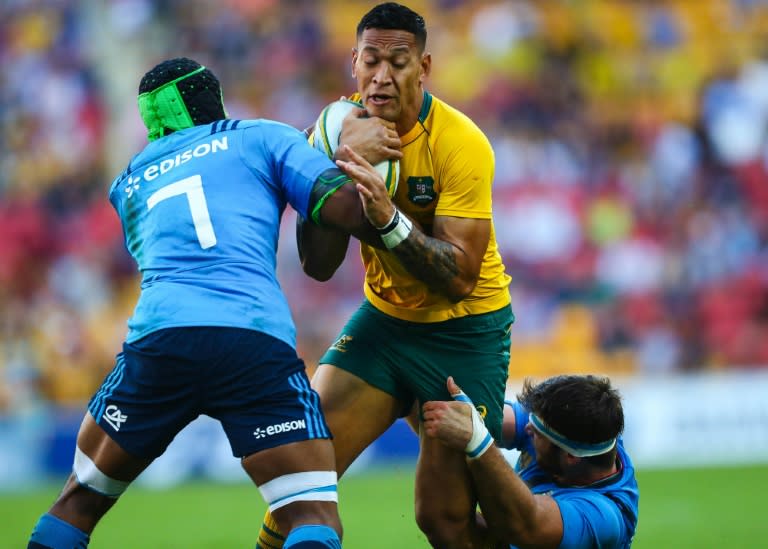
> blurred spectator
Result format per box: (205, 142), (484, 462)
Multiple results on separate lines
(2, 0), (768, 412)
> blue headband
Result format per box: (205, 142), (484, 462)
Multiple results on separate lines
(529, 413), (616, 457)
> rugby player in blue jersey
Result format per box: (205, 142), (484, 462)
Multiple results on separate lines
(422, 375), (639, 549)
(26, 57), (397, 549)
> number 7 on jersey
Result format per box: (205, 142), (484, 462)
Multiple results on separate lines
(146, 174), (217, 249)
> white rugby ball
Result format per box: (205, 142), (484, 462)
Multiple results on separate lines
(312, 99), (399, 198)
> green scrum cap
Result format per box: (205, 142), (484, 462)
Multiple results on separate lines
(137, 65), (206, 141)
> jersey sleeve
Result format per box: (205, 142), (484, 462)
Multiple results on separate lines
(433, 123), (495, 219)
(501, 401), (530, 450)
(556, 492), (625, 549)
(108, 171), (125, 217)
(243, 120), (337, 219)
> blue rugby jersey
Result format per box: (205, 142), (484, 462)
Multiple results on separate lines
(109, 119), (336, 348)
(504, 402), (639, 549)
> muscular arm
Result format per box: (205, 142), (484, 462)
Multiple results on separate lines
(469, 446), (564, 548)
(422, 397), (563, 548)
(298, 169), (384, 281)
(336, 146), (490, 302)
(298, 112), (400, 281)
(296, 216), (350, 282)
(391, 215), (489, 303)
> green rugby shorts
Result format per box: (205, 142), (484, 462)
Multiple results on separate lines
(319, 300), (513, 440)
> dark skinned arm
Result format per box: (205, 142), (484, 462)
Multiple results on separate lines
(296, 215), (350, 282)
(297, 174), (386, 281)
(298, 111), (400, 281)
(392, 215), (489, 303)
(338, 146), (489, 302)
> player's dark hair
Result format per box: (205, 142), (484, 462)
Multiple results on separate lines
(139, 57), (226, 134)
(357, 2), (427, 51)
(518, 375), (624, 467)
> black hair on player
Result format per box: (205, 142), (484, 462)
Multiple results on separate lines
(357, 2), (427, 51)
(139, 57), (226, 135)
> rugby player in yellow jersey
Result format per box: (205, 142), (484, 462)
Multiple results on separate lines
(258, 3), (512, 548)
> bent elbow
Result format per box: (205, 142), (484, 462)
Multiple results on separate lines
(302, 260), (338, 282)
(445, 278), (477, 303)
(485, 517), (538, 548)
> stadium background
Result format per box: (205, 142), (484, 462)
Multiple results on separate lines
(1, 0), (768, 547)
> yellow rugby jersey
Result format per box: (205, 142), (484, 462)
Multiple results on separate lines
(350, 91), (511, 323)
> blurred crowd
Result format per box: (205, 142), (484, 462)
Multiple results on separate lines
(2, 0), (768, 412)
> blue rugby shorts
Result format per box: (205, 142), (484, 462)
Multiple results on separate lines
(87, 327), (330, 459)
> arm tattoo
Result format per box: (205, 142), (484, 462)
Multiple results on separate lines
(393, 229), (460, 294)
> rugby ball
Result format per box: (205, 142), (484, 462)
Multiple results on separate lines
(312, 99), (399, 197)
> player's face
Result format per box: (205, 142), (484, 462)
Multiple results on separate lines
(526, 421), (565, 480)
(352, 28), (431, 133)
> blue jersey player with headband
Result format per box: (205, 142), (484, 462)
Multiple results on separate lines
(422, 375), (639, 548)
(26, 57), (397, 549)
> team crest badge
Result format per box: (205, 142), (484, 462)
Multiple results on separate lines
(330, 334), (353, 353)
(476, 404), (488, 419)
(407, 176), (436, 206)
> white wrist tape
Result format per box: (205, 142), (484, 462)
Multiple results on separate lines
(378, 209), (413, 249)
(453, 391), (494, 460)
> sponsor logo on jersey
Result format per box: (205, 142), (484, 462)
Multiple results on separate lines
(330, 334), (353, 353)
(103, 405), (128, 431)
(253, 419), (307, 439)
(125, 136), (230, 197)
(407, 176), (436, 206)
(125, 175), (142, 198)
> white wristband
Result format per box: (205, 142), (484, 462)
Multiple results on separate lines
(466, 407), (493, 459)
(375, 209), (398, 231)
(453, 391), (494, 460)
(379, 210), (413, 249)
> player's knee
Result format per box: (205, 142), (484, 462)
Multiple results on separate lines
(257, 471), (341, 541)
(72, 446), (130, 498)
(417, 521), (470, 549)
(415, 504), (472, 549)
(44, 471), (121, 534)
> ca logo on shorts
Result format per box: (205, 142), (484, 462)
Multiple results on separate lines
(104, 405), (128, 431)
(330, 334), (353, 353)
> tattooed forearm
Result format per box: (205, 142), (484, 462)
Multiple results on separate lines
(393, 229), (463, 299)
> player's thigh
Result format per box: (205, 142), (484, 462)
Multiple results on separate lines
(318, 301), (415, 410)
(407, 305), (513, 441)
(48, 414), (153, 532)
(241, 438), (336, 487)
(76, 413), (152, 482)
(315, 301), (414, 471)
(384, 307), (512, 440)
(203, 331), (342, 533)
(312, 364), (403, 473)
(87, 328), (209, 460)
(242, 438), (341, 534)
(207, 330), (333, 460)
(414, 434), (475, 522)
